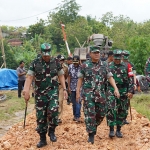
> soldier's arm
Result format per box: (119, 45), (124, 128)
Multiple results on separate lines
(108, 77), (120, 98)
(23, 75), (34, 102)
(23, 60), (36, 102)
(76, 78), (83, 93)
(128, 76), (134, 94)
(59, 74), (68, 100)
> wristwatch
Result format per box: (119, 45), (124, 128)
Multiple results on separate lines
(63, 89), (67, 91)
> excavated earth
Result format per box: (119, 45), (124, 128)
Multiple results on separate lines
(0, 101), (150, 150)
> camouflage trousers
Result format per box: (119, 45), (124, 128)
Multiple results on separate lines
(106, 93), (129, 126)
(35, 88), (59, 134)
(83, 90), (106, 133)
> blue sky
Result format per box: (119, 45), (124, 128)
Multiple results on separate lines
(0, 0), (150, 27)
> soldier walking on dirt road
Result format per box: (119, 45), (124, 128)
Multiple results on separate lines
(76, 46), (120, 144)
(106, 49), (134, 138)
(23, 43), (68, 148)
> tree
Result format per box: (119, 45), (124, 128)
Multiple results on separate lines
(0, 40), (18, 69)
(127, 36), (150, 74)
(27, 19), (45, 38)
(46, 0), (81, 51)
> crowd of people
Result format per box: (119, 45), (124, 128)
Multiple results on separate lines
(16, 42), (148, 148)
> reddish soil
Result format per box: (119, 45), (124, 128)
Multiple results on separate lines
(0, 102), (150, 150)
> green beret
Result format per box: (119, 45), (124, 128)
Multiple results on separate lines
(41, 43), (51, 56)
(90, 46), (100, 53)
(113, 49), (122, 59)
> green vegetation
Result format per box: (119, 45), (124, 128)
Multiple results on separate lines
(131, 94), (150, 120)
(1, 0), (150, 74)
(0, 91), (34, 120)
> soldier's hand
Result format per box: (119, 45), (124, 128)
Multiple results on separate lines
(63, 90), (68, 100)
(114, 89), (120, 98)
(134, 85), (137, 91)
(22, 91), (30, 103)
(127, 92), (133, 99)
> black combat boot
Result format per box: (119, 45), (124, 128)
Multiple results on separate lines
(48, 126), (57, 142)
(94, 125), (97, 135)
(37, 133), (47, 148)
(88, 132), (95, 144)
(109, 126), (115, 138)
(116, 126), (123, 138)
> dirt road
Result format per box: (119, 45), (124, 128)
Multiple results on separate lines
(0, 102), (150, 150)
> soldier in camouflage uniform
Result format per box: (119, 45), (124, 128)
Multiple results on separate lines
(122, 50), (137, 90)
(122, 50), (137, 124)
(23, 43), (68, 148)
(145, 57), (150, 84)
(76, 46), (120, 144)
(106, 49), (134, 138)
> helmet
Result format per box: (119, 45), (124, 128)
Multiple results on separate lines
(113, 49), (122, 59)
(122, 50), (130, 60)
(41, 43), (51, 56)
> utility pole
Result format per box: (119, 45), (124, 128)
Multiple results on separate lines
(0, 26), (6, 68)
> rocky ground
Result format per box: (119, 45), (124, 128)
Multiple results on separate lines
(0, 101), (150, 150)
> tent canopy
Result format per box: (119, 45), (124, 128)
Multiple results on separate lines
(0, 68), (18, 90)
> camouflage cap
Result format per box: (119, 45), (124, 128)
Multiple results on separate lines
(41, 43), (51, 56)
(122, 50), (130, 60)
(90, 46), (100, 53)
(113, 49), (122, 59)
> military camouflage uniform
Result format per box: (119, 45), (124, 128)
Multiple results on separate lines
(106, 60), (134, 126)
(145, 57), (150, 82)
(78, 59), (113, 133)
(27, 55), (63, 134)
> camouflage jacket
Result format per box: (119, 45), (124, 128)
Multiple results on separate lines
(79, 59), (112, 91)
(145, 57), (150, 82)
(108, 61), (134, 94)
(27, 56), (63, 93)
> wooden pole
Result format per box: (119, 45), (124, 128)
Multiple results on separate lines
(0, 26), (6, 68)
(61, 24), (71, 56)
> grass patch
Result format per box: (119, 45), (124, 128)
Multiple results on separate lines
(0, 90), (34, 121)
(131, 94), (150, 120)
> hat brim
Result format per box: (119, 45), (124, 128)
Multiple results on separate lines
(42, 51), (51, 56)
(73, 61), (79, 64)
(114, 56), (121, 59)
(91, 49), (100, 53)
(123, 56), (129, 60)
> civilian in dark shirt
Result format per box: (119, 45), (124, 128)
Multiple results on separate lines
(16, 61), (26, 98)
